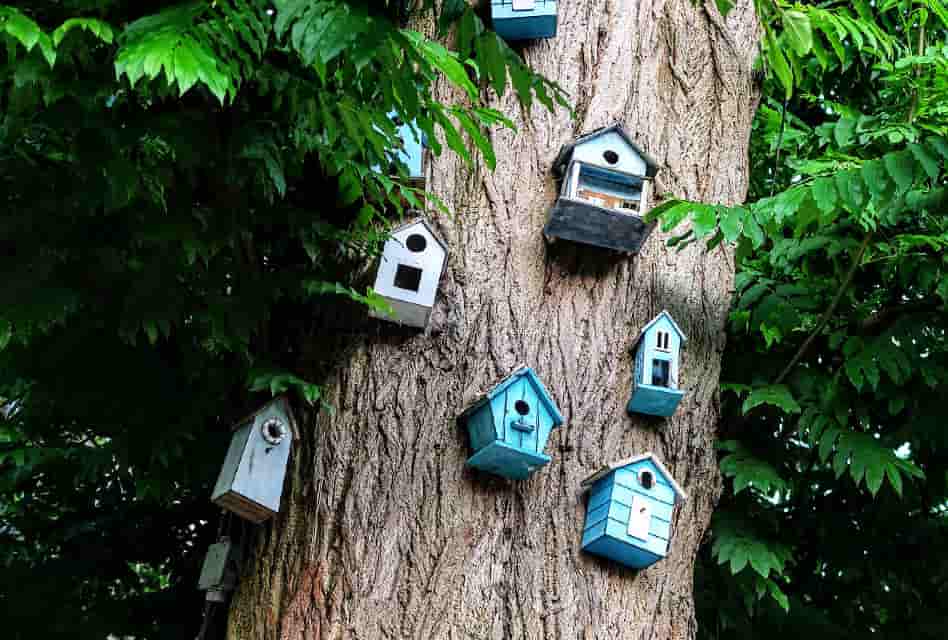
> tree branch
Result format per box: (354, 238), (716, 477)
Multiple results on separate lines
(860, 299), (942, 335)
(775, 231), (873, 384)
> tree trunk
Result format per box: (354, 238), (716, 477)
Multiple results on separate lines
(227, 1), (759, 638)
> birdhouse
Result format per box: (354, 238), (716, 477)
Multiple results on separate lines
(369, 218), (448, 329)
(198, 538), (240, 602)
(627, 311), (687, 417)
(580, 452), (687, 569)
(491, 0), (558, 41)
(460, 366), (564, 480)
(211, 396), (294, 523)
(546, 123), (659, 253)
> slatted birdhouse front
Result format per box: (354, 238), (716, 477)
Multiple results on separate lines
(460, 366), (564, 480)
(545, 124), (659, 253)
(370, 218), (448, 329)
(211, 396), (294, 523)
(580, 453), (687, 569)
(491, 0), (558, 41)
(627, 311), (686, 417)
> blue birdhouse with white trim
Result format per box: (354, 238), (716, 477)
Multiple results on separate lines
(460, 366), (564, 480)
(581, 453), (687, 569)
(546, 124), (659, 254)
(627, 311), (687, 417)
(491, 0), (557, 41)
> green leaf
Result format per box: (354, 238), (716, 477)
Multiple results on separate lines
(909, 143), (941, 181)
(834, 117), (856, 148)
(476, 33), (506, 97)
(782, 10), (813, 56)
(720, 206), (745, 243)
(691, 205), (718, 239)
(52, 18), (114, 46)
(742, 385), (801, 415)
(766, 32), (794, 100)
(884, 150), (915, 194)
(811, 177), (837, 213)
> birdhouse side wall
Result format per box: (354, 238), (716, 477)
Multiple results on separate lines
(571, 131), (648, 176)
(491, 0), (557, 40)
(211, 421), (253, 502)
(641, 317), (682, 388)
(464, 403), (497, 453)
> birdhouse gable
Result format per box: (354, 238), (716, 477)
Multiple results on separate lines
(633, 310), (687, 350)
(370, 218), (449, 329)
(460, 367), (564, 480)
(581, 453), (688, 502)
(553, 124), (658, 179)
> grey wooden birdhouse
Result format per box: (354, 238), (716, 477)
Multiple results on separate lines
(369, 218), (449, 329)
(211, 396), (295, 523)
(546, 124), (659, 253)
(198, 537), (240, 602)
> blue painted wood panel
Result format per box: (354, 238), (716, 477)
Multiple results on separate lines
(627, 384), (685, 417)
(580, 517), (669, 559)
(491, 0), (557, 41)
(466, 440), (551, 480)
(582, 532), (663, 570)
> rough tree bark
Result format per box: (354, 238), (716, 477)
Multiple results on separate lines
(228, 1), (759, 638)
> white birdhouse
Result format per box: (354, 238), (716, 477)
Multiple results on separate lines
(211, 396), (295, 523)
(369, 218), (449, 329)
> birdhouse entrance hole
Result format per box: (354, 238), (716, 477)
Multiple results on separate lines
(602, 150), (619, 165)
(394, 264), (423, 291)
(261, 417), (287, 446)
(639, 470), (654, 489)
(406, 233), (427, 252)
(514, 400), (530, 416)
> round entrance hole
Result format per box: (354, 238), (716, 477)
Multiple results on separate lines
(514, 400), (530, 416)
(639, 470), (655, 490)
(406, 233), (427, 253)
(261, 417), (287, 445)
(603, 150), (620, 165)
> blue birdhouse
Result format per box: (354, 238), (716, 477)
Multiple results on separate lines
(627, 311), (687, 417)
(491, 0), (557, 41)
(546, 124), (659, 253)
(580, 453), (687, 569)
(460, 366), (564, 480)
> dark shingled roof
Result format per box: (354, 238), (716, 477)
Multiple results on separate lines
(552, 123), (659, 179)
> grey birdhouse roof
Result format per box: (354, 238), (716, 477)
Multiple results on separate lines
(632, 310), (688, 349)
(580, 452), (687, 501)
(552, 123), (659, 179)
(460, 365), (565, 425)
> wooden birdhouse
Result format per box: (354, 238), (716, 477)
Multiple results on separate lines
(627, 311), (687, 417)
(460, 366), (564, 480)
(580, 452), (687, 569)
(198, 537), (240, 602)
(211, 396), (294, 523)
(546, 124), (659, 253)
(491, 0), (558, 41)
(369, 218), (448, 329)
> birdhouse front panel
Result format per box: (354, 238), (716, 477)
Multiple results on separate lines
(627, 311), (687, 417)
(569, 129), (651, 177)
(211, 398), (293, 523)
(198, 538), (240, 601)
(462, 367), (564, 480)
(581, 455), (686, 570)
(491, 0), (557, 41)
(370, 219), (448, 329)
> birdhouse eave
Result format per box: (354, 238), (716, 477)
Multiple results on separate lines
(580, 452), (687, 501)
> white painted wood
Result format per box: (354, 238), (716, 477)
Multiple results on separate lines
(372, 220), (448, 324)
(512, 0), (536, 9)
(570, 130), (648, 176)
(627, 495), (652, 540)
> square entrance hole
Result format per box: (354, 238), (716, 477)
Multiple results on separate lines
(394, 264), (423, 292)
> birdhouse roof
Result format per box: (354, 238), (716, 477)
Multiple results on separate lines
(580, 452), (687, 501)
(389, 217), (449, 255)
(229, 395), (298, 439)
(632, 310), (687, 349)
(460, 366), (565, 426)
(552, 123), (659, 178)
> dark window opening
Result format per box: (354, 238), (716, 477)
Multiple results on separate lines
(514, 400), (530, 416)
(640, 471), (654, 489)
(651, 359), (670, 387)
(603, 150), (620, 165)
(406, 233), (427, 253)
(394, 264), (423, 292)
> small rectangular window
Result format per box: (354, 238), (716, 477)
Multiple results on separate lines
(651, 359), (670, 387)
(393, 264), (423, 292)
(656, 331), (670, 351)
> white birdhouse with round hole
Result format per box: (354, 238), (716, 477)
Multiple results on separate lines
(370, 218), (449, 329)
